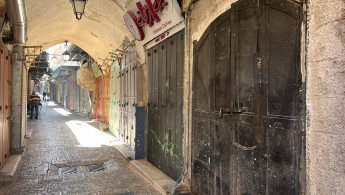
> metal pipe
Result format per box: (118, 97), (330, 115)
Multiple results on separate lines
(4, 0), (28, 45)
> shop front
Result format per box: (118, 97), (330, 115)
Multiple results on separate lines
(124, 0), (185, 180)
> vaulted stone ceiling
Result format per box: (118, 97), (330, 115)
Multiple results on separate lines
(24, 0), (135, 61)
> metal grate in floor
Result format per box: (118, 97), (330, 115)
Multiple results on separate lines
(87, 163), (106, 172)
(111, 192), (134, 195)
(59, 166), (79, 175)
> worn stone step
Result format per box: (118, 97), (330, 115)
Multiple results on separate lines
(0, 154), (22, 182)
(93, 120), (109, 131)
(130, 159), (175, 195)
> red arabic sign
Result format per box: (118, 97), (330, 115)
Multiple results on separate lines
(124, 0), (168, 41)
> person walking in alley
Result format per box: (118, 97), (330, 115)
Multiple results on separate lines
(29, 91), (42, 119)
(43, 91), (47, 101)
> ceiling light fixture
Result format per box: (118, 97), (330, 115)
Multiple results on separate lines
(62, 40), (70, 61)
(70, 0), (88, 20)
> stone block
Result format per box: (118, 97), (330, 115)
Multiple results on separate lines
(308, 0), (344, 29)
(331, 58), (345, 96)
(308, 21), (344, 62)
(308, 96), (345, 134)
(307, 131), (345, 194)
(308, 60), (333, 96)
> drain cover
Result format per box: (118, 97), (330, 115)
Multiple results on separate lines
(87, 163), (106, 172)
(59, 166), (79, 175)
(111, 192), (134, 195)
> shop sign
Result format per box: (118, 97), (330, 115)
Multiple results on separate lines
(124, 0), (184, 45)
(146, 21), (184, 49)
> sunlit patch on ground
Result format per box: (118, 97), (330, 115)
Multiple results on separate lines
(48, 101), (58, 106)
(53, 108), (72, 116)
(66, 120), (117, 147)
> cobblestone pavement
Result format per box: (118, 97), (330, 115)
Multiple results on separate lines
(0, 101), (160, 195)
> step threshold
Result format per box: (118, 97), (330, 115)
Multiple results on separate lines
(130, 159), (175, 195)
(0, 154), (22, 182)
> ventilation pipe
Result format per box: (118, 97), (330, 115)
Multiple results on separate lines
(3, 0), (27, 45)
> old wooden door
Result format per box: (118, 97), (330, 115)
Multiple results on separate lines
(109, 60), (121, 137)
(96, 75), (105, 121)
(147, 30), (185, 180)
(120, 46), (137, 148)
(192, 0), (304, 194)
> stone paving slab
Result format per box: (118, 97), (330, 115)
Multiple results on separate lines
(0, 101), (161, 195)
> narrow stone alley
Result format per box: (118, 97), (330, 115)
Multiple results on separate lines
(0, 1), (344, 194)
(0, 99), (160, 195)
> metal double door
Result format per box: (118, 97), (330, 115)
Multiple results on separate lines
(192, 0), (304, 194)
(120, 46), (137, 148)
(147, 30), (185, 180)
(0, 47), (11, 169)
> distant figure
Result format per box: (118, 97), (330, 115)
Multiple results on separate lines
(43, 91), (47, 101)
(29, 91), (41, 119)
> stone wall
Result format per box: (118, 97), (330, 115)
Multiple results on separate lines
(306, 0), (345, 194)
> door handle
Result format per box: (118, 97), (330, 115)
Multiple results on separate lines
(230, 107), (247, 113)
(219, 108), (231, 118)
(219, 107), (248, 118)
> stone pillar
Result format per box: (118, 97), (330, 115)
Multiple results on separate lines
(306, 0), (345, 194)
(10, 46), (26, 153)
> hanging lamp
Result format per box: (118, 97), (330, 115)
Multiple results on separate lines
(70, 0), (88, 20)
(62, 41), (70, 61)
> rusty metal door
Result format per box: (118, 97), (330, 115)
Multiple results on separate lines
(5, 51), (11, 164)
(0, 48), (11, 168)
(80, 87), (91, 115)
(69, 77), (74, 109)
(120, 46), (136, 148)
(0, 48), (5, 169)
(58, 80), (62, 103)
(147, 30), (185, 180)
(192, 1), (304, 194)
(192, 11), (231, 194)
(62, 81), (68, 107)
(74, 81), (80, 112)
(96, 75), (105, 121)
